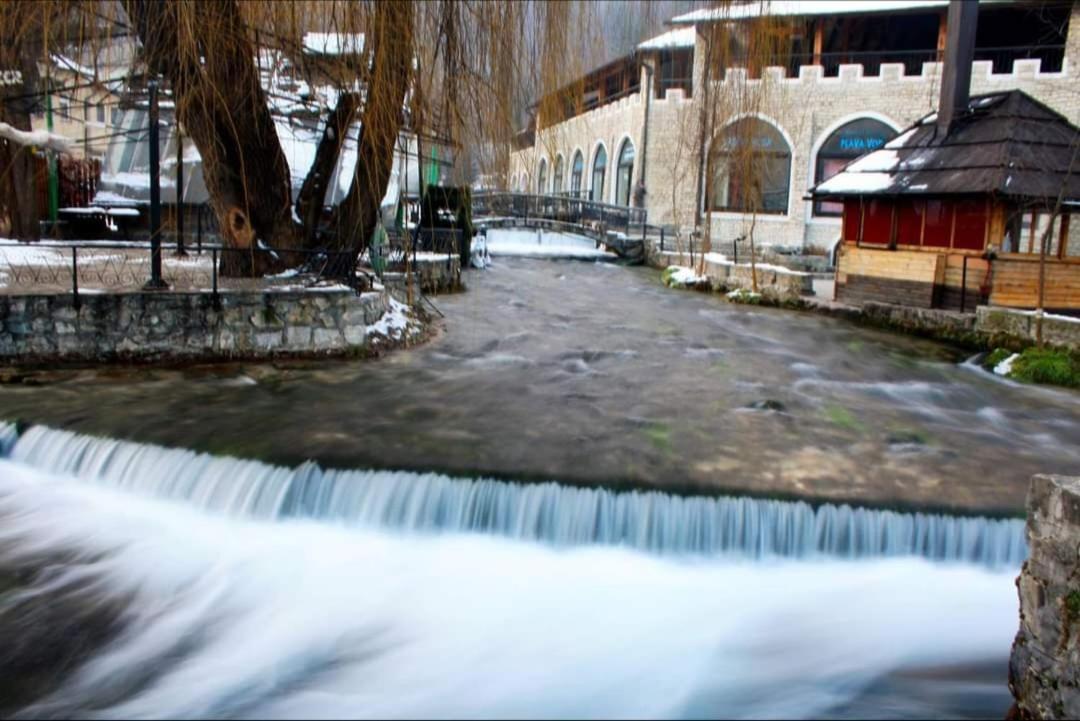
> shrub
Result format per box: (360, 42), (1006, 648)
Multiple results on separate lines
(1010, 348), (1080, 389)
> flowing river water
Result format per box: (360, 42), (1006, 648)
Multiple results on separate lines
(1, 257), (1079, 718)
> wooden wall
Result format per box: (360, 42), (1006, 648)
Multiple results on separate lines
(990, 256), (1080, 310)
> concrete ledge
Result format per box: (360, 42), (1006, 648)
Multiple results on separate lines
(0, 289), (418, 365)
(977, 307), (1080, 351)
(652, 250), (812, 302)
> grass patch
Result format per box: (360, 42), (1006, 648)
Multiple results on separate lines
(983, 347), (1012, 371)
(823, 404), (858, 431)
(1009, 348), (1080, 389)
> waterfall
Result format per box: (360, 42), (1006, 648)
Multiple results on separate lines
(4, 422), (1027, 568)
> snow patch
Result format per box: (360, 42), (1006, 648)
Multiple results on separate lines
(993, 353), (1019, 377)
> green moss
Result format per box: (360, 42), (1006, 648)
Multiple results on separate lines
(1065, 590), (1080, 622)
(1010, 348), (1080, 389)
(823, 404), (858, 431)
(643, 422), (672, 454)
(983, 347), (1012, 370)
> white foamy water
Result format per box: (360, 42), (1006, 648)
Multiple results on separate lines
(4, 424), (1027, 568)
(0, 459), (1018, 720)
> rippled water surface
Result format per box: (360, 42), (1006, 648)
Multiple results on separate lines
(2, 258), (1078, 513)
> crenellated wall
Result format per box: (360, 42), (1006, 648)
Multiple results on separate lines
(511, 3), (1080, 253)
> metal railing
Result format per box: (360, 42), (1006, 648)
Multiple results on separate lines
(472, 191), (647, 236)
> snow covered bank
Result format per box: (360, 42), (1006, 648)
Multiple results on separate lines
(485, 228), (616, 260)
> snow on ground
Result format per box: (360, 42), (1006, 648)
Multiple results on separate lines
(663, 266), (708, 286)
(367, 296), (421, 343)
(485, 228), (615, 260)
(994, 353), (1020, 377)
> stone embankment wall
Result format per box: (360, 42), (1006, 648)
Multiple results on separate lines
(814, 303), (1080, 351)
(0, 289), (410, 365)
(1010, 475), (1080, 720)
(652, 250), (812, 302)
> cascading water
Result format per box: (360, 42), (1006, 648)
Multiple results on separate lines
(3, 422), (1026, 568)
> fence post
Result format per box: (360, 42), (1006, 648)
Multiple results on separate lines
(733, 238), (738, 265)
(660, 227), (665, 253)
(71, 247), (80, 310)
(690, 234), (695, 265)
(212, 247), (220, 308)
(176, 129), (186, 256)
(143, 79), (168, 290)
(197, 204), (203, 254)
(960, 255), (968, 313)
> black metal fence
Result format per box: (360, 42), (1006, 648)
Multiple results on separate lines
(0, 240), (369, 307)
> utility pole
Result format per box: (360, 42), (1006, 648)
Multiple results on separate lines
(175, 126), (186, 256)
(45, 86), (58, 227)
(144, 79), (168, 290)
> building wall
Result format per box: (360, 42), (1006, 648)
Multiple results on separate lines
(512, 3), (1080, 253)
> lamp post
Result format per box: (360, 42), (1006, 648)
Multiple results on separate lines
(143, 78), (169, 290)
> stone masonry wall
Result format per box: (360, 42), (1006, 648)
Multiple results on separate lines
(512, 3), (1080, 251)
(976, 307), (1080, 351)
(653, 250), (812, 302)
(1010, 475), (1080, 720)
(0, 289), (400, 365)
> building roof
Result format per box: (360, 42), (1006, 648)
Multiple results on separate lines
(810, 90), (1080, 202)
(670, 0), (1013, 24)
(637, 27), (697, 51)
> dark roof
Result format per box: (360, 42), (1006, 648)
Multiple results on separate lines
(810, 90), (1080, 202)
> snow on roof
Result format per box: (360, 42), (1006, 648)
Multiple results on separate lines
(638, 27), (697, 51)
(671, 1), (957, 24)
(302, 32), (365, 56)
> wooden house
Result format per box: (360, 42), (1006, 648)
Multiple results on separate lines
(812, 89), (1080, 313)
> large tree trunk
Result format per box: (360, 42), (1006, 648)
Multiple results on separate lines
(127, 0), (294, 275)
(329, 0), (414, 278)
(0, 3), (42, 241)
(295, 91), (360, 247)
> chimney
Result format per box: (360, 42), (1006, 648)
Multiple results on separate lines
(937, 0), (979, 133)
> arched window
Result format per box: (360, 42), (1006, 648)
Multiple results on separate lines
(553, 155), (565, 194)
(708, 118), (791, 215)
(520, 173), (528, 192)
(616, 140), (635, 206)
(813, 118), (897, 216)
(537, 159), (547, 194)
(510, 173), (517, 191)
(570, 151), (584, 196)
(591, 145), (607, 203)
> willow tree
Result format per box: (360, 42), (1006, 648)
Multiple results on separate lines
(0, 2), (45, 240)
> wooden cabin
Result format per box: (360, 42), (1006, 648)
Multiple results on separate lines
(811, 90), (1080, 313)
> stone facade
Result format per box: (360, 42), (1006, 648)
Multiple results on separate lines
(0, 289), (411, 365)
(510, 3), (1080, 252)
(1010, 475), (1080, 720)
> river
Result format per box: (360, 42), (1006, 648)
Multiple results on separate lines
(2, 257), (1077, 514)
(1, 257), (1078, 718)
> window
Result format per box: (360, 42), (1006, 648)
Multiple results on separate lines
(615, 139), (634, 206)
(84, 100), (91, 121)
(553, 155), (564, 194)
(953, 199), (987, 251)
(537, 159), (547, 194)
(843, 199), (861, 242)
(813, 118), (897, 217)
(570, 151), (584, 196)
(708, 118), (791, 215)
(896, 199), (924, 246)
(97, 104), (106, 124)
(923, 200), (952, 248)
(1064, 214), (1079, 258)
(862, 199), (893, 246)
(591, 145), (607, 202)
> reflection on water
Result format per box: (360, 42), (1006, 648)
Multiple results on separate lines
(1, 257), (1077, 513)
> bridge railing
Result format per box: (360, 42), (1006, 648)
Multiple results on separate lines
(472, 191), (646, 236)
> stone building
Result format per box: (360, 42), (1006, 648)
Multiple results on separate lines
(508, 0), (1080, 256)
